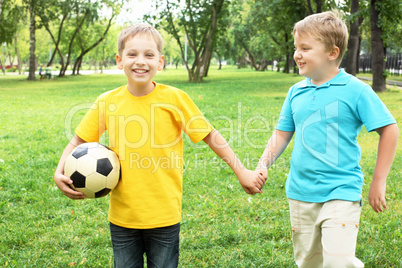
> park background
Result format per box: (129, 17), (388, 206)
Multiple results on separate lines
(0, 0), (401, 267)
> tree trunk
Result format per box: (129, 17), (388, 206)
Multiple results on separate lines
(166, 0), (223, 82)
(356, 36), (361, 74)
(0, 58), (5, 75)
(316, 0), (322, 13)
(0, 0), (4, 21)
(59, 12), (88, 77)
(72, 55), (79, 75)
(243, 45), (259, 70)
(101, 44), (105, 74)
(40, 13), (67, 67)
(284, 32), (291, 73)
(346, 0), (360, 76)
(306, 0), (313, 15)
(8, 51), (13, 68)
(165, 2), (191, 79)
(194, 3), (220, 81)
(77, 57), (82, 75)
(14, 35), (22, 74)
(203, 50), (213, 77)
(370, 0), (386, 92)
(284, 46), (290, 73)
(57, 48), (65, 75)
(73, 15), (114, 75)
(27, 0), (36, 81)
(216, 50), (222, 70)
(260, 59), (268, 71)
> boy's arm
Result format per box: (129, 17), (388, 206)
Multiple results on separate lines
(256, 129), (294, 174)
(368, 123), (399, 213)
(54, 135), (87, 199)
(203, 130), (266, 195)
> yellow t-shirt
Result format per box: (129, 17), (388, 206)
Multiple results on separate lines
(75, 82), (213, 228)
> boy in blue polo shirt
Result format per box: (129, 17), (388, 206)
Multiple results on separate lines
(256, 12), (398, 267)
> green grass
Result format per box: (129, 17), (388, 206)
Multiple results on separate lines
(0, 67), (401, 267)
(357, 72), (402, 83)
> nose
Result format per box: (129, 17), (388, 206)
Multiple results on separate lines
(294, 49), (302, 60)
(135, 55), (145, 66)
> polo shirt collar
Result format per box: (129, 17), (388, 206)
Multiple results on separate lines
(297, 69), (352, 89)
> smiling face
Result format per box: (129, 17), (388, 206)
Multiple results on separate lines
(293, 31), (340, 86)
(116, 33), (164, 96)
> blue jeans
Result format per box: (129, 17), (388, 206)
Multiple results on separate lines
(109, 222), (180, 268)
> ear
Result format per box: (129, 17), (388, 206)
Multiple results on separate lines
(116, 54), (123, 70)
(158, 55), (165, 71)
(328, 46), (340, 62)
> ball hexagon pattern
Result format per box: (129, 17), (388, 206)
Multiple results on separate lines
(64, 142), (120, 198)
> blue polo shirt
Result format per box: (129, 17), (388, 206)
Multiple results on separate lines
(277, 69), (396, 203)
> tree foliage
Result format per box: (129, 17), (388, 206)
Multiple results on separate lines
(0, 0), (20, 44)
(1, 0), (401, 84)
(149, 0), (228, 82)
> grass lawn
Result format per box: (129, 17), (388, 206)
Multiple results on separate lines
(0, 67), (401, 267)
(357, 72), (402, 83)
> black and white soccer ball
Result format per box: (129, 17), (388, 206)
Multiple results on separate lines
(64, 142), (120, 198)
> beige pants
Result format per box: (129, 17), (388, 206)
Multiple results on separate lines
(288, 199), (364, 268)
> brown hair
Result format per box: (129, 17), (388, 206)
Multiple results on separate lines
(293, 11), (348, 65)
(117, 24), (163, 55)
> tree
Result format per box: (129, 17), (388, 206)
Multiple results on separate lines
(0, 0), (3, 17)
(153, 0), (227, 82)
(14, 35), (22, 74)
(345, 0), (363, 76)
(26, 0), (36, 80)
(85, 24), (120, 73)
(231, 0), (269, 71)
(353, 0), (401, 91)
(158, 26), (182, 68)
(36, 0), (124, 77)
(213, 27), (232, 70)
(72, 15), (115, 75)
(0, 0), (19, 44)
(37, 0), (71, 70)
(302, 0), (335, 15)
(370, 0), (386, 91)
(231, 0), (305, 73)
(59, 1), (96, 77)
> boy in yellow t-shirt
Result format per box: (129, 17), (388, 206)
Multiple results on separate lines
(54, 24), (265, 267)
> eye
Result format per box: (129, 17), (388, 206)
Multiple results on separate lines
(146, 54), (154, 57)
(127, 53), (136, 57)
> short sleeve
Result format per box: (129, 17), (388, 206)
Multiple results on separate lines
(356, 86), (396, 132)
(276, 88), (295, 132)
(177, 92), (213, 143)
(75, 96), (106, 142)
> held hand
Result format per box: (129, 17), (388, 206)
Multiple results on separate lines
(54, 172), (86, 200)
(255, 168), (268, 181)
(237, 169), (266, 195)
(368, 179), (387, 213)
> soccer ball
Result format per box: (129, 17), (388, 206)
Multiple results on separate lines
(64, 142), (120, 198)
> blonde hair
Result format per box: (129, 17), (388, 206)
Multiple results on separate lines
(117, 24), (163, 55)
(293, 11), (348, 65)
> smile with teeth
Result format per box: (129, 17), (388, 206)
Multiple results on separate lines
(133, 69), (148, 74)
(297, 62), (306, 68)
